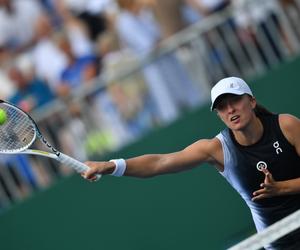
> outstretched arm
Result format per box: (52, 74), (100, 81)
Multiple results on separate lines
(83, 138), (222, 180)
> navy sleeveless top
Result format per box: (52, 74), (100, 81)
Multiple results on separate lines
(216, 114), (300, 249)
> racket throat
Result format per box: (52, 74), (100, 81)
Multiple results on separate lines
(38, 134), (61, 157)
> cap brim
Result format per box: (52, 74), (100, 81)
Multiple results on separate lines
(210, 91), (245, 111)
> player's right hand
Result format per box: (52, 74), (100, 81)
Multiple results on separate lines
(82, 161), (115, 181)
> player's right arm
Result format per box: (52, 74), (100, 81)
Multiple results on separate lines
(83, 138), (223, 180)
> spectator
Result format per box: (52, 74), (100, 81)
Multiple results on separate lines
(30, 14), (68, 92)
(141, 0), (187, 39)
(115, 0), (202, 123)
(55, 31), (98, 97)
(53, 0), (118, 42)
(278, 0), (300, 51)
(8, 54), (56, 112)
(182, 0), (241, 81)
(0, 0), (44, 56)
(96, 30), (157, 138)
(233, 0), (285, 67)
(0, 68), (15, 100)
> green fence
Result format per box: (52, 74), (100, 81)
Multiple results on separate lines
(1, 57), (300, 250)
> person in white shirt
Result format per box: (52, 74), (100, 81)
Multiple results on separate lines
(115, 0), (203, 123)
(0, 0), (44, 52)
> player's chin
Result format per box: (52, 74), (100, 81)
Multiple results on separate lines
(228, 119), (247, 131)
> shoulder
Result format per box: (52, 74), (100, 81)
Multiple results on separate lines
(278, 114), (300, 146)
(279, 113), (300, 129)
(184, 137), (223, 161)
(194, 137), (223, 166)
(188, 137), (222, 152)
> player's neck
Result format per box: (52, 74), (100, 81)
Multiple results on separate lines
(232, 115), (264, 146)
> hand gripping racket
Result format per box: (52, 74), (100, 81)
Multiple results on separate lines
(0, 100), (101, 181)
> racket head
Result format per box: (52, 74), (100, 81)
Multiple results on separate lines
(0, 100), (38, 153)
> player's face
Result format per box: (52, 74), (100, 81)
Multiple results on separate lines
(215, 94), (256, 131)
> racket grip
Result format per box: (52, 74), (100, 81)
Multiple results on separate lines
(58, 153), (101, 181)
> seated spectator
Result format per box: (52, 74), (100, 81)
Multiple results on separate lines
(53, 0), (118, 42)
(233, 0), (285, 67)
(55, 32), (99, 97)
(96, 31), (157, 138)
(115, 0), (203, 123)
(0, 68), (15, 100)
(30, 14), (68, 92)
(0, 0), (44, 56)
(141, 0), (187, 39)
(182, 0), (239, 80)
(8, 54), (56, 112)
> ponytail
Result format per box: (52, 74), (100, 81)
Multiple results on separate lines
(254, 103), (274, 116)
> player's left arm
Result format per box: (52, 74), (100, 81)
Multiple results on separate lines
(252, 114), (300, 201)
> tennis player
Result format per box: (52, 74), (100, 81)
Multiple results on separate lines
(83, 77), (300, 250)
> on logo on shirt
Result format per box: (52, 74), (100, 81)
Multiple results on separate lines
(273, 141), (283, 154)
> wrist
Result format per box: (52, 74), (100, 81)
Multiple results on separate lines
(278, 181), (292, 195)
(109, 159), (127, 177)
(103, 161), (117, 175)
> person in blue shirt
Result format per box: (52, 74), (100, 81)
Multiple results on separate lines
(56, 33), (98, 97)
(8, 64), (55, 112)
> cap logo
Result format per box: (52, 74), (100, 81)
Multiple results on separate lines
(229, 82), (240, 90)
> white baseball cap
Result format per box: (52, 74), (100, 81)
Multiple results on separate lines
(210, 77), (253, 110)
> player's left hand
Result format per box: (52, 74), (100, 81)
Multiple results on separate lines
(252, 169), (284, 201)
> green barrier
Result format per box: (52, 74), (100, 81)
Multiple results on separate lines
(1, 57), (300, 250)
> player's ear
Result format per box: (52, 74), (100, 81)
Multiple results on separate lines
(216, 110), (224, 121)
(250, 96), (257, 109)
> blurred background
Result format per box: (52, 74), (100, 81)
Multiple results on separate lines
(0, 0), (300, 249)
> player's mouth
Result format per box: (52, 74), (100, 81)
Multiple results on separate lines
(230, 115), (240, 122)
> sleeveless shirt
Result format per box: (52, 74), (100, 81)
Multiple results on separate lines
(216, 114), (300, 249)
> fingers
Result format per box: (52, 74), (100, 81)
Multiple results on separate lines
(84, 168), (97, 180)
(262, 168), (275, 183)
(260, 183), (272, 189)
(252, 183), (275, 201)
(262, 168), (271, 178)
(252, 193), (267, 202)
(252, 187), (269, 201)
(82, 161), (101, 181)
(253, 188), (265, 197)
(252, 169), (278, 201)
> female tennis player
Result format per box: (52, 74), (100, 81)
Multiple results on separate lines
(83, 77), (300, 250)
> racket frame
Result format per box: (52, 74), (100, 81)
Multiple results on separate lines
(0, 100), (101, 180)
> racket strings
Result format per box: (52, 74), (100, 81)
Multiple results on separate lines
(0, 103), (36, 153)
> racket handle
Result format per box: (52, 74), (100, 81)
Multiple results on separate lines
(58, 153), (101, 181)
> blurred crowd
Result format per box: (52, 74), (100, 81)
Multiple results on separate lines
(0, 0), (235, 121)
(0, 0), (238, 161)
(1, 0), (299, 117)
(0, 0), (300, 205)
(1, 0), (299, 110)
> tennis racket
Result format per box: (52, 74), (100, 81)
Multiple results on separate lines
(0, 100), (101, 181)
